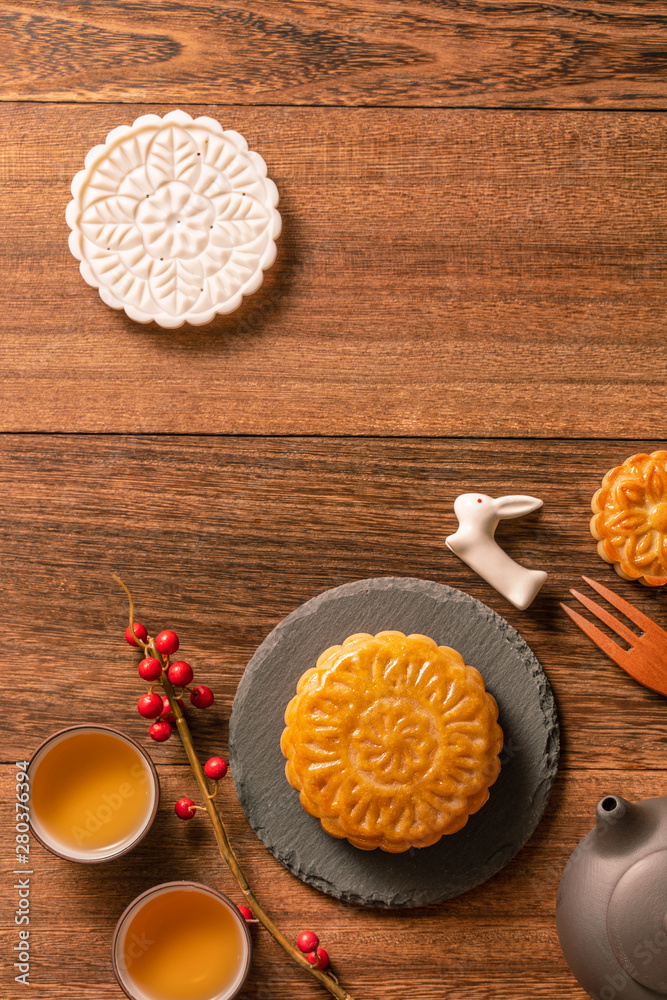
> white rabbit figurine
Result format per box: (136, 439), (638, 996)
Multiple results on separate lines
(446, 493), (547, 610)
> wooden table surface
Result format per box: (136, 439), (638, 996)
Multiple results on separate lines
(2, 4), (667, 999)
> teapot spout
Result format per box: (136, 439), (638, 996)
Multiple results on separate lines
(594, 795), (657, 854)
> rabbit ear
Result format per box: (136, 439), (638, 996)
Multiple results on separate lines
(494, 495), (543, 519)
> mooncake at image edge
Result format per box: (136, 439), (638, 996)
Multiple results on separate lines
(280, 631), (504, 853)
(590, 450), (667, 586)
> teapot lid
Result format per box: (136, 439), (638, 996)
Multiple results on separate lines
(607, 849), (667, 994)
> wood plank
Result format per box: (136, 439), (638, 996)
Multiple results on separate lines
(3, 434), (667, 773)
(1, 104), (666, 437)
(3, 763), (662, 1000)
(2, 1), (667, 108)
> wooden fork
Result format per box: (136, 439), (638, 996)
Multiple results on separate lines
(561, 576), (667, 697)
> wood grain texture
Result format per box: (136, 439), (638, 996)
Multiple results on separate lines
(3, 433), (667, 1000)
(3, 434), (667, 771)
(3, 1), (667, 108)
(2, 104), (666, 437)
(6, 764), (659, 1000)
(3, 3), (667, 993)
(0, 435), (667, 1000)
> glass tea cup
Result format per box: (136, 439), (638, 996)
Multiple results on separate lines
(112, 881), (252, 1000)
(28, 724), (159, 863)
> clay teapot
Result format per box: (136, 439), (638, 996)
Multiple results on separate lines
(557, 795), (667, 999)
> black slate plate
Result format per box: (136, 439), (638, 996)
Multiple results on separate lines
(229, 577), (559, 908)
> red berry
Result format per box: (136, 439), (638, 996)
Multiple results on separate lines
(168, 660), (193, 686)
(174, 797), (196, 819)
(137, 692), (163, 719)
(305, 947), (329, 970)
(190, 684), (214, 709)
(161, 695), (184, 724)
(204, 757), (228, 780)
(138, 657), (162, 681)
(125, 622), (148, 647)
(155, 630), (179, 655)
(238, 905), (254, 922)
(149, 720), (172, 742)
(161, 696), (175, 723)
(297, 931), (319, 954)
(162, 694), (185, 713)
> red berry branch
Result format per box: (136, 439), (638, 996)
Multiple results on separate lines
(114, 575), (355, 1000)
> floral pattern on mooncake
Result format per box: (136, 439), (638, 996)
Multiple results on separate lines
(591, 451), (667, 587)
(280, 631), (503, 853)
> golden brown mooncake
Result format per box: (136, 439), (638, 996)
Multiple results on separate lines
(590, 450), (667, 587)
(280, 631), (503, 853)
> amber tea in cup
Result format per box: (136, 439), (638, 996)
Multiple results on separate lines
(28, 725), (158, 862)
(113, 882), (252, 1000)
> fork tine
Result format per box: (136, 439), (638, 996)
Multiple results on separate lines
(560, 602), (630, 669)
(569, 588), (638, 646)
(581, 576), (656, 633)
